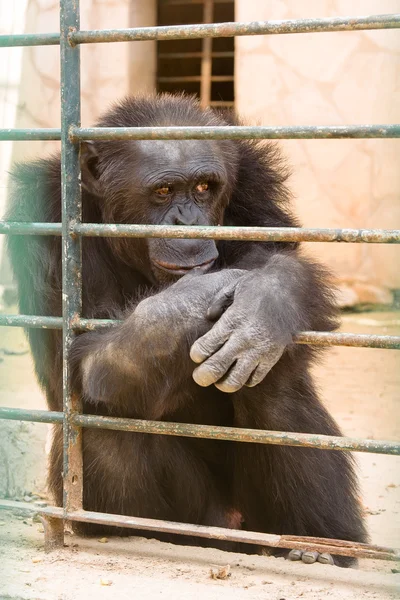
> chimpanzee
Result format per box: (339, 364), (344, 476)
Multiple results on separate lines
(6, 94), (367, 566)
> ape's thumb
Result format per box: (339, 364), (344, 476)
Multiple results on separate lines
(207, 281), (236, 321)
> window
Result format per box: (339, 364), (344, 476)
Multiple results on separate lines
(157, 0), (235, 108)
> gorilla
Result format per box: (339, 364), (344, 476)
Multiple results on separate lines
(6, 94), (367, 566)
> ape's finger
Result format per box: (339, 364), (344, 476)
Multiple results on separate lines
(245, 345), (285, 387)
(192, 338), (242, 387)
(214, 359), (257, 393)
(206, 281), (236, 321)
(244, 362), (271, 387)
(190, 314), (234, 363)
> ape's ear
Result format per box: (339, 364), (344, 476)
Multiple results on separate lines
(81, 141), (101, 197)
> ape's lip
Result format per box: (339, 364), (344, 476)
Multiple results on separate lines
(153, 257), (216, 275)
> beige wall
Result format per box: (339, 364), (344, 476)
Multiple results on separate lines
(0, 0), (157, 285)
(2, 0), (399, 305)
(10, 0), (156, 164)
(235, 0), (400, 305)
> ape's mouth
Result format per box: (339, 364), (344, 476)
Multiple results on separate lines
(153, 257), (216, 275)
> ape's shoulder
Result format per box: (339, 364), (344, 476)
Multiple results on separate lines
(227, 139), (299, 230)
(7, 156), (61, 222)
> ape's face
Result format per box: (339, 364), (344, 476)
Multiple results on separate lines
(133, 140), (229, 281)
(83, 138), (237, 283)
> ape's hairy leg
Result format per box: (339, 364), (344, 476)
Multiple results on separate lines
(232, 366), (367, 567)
(49, 426), (236, 549)
(70, 270), (244, 420)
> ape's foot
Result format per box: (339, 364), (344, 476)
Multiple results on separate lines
(288, 549), (334, 565)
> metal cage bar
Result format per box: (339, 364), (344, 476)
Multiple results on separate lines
(60, 0), (83, 516)
(1, 14), (400, 48)
(0, 5), (399, 561)
(2, 221), (400, 242)
(0, 314), (399, 348)
(0, 499), (398, 562)
(2, 123), (400, 141)
(0, 407), (399, 455)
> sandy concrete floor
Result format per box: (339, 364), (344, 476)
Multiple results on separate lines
(0, 311), (399, 599)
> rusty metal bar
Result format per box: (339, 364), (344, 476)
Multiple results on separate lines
(0, 407), (64, 423)
(70, 124), (400, 140)
(200, 0), (213, 108)
(0, 407), (399, 455)
(40, 515), (65, 552)
(60, 0), (83, 519)
(0, 500), (398, 561)
(2, 221), (400, 243)
(1, 14), (399, 49)
(2, 124), (400, 141)
(70, 415), (400, 455)
(69, 15), (400, 46)
(73, 223), (400, 242)
(0, 315), (399, 348)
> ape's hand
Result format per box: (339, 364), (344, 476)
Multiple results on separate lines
(190, 268), (292, 393)
(133, 269), (246, 351)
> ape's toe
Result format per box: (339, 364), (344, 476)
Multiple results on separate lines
(301, 551), (319, 564)
(287, 549), (335, 566)
(288, 549), (303, 561)
(318, 552), (335, 565)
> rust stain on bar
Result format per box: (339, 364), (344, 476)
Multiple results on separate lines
(0, 500), (398, 561)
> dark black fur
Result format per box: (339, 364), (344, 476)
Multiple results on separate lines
(6, 94), (367, 564)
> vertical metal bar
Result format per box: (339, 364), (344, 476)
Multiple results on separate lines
(40, 515), (65, 552)
(200, 0), (213, 107)
(60, 0), (83, 526)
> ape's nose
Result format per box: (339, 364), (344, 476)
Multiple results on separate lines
(168, 203), (206, 227)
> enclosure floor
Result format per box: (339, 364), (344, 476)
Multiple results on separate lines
(0, 311), (399, 599)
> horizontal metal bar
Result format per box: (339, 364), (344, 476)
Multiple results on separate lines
(0, 407), (64, 424)
(71, 415), (400, 454)
(1, 222), (400, 243)
(69, 15), (400, 45)
(0, 407), (399, 454)
(0, 223), (61, 235)
(0, 500), (398, 561)
(2, 125), (399, 142)
(0, 129), (61, 141)
(0, 315), (399, 349)
(74, 223), (400, 242)
(70, 124), (400, 140)
(295, 332), (400, 350)
(0, 33), (60, 48)
(1, 15), (398, 50)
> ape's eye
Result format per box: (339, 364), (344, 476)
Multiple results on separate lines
(154, 185), (171, 196)
(195, 182), (209, 194)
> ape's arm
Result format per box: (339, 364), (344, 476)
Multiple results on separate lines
(191, 247), (339, 393)
(70, 270), (245, 417)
